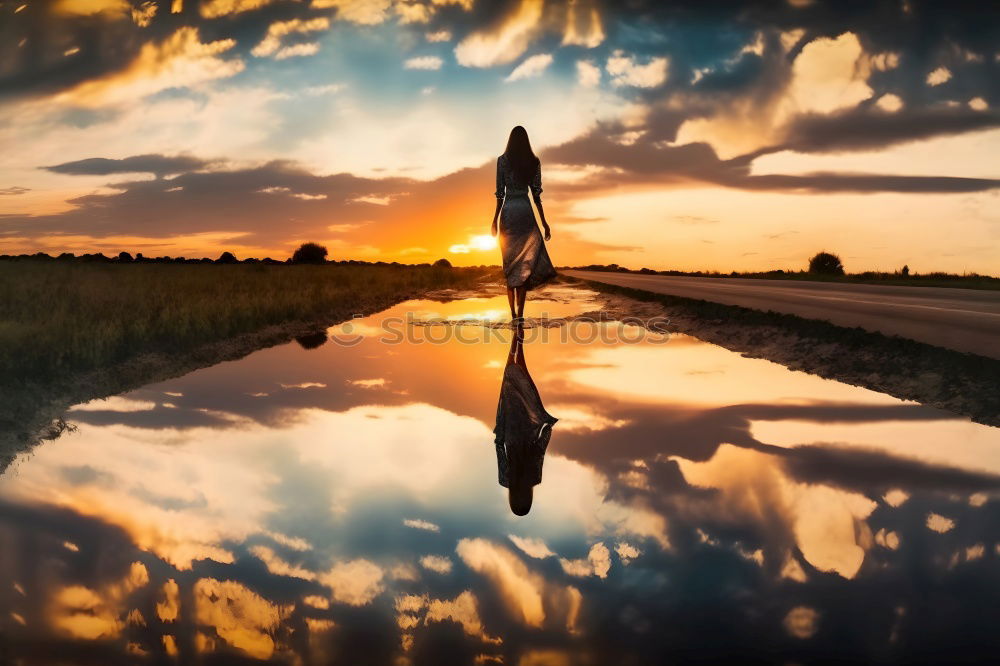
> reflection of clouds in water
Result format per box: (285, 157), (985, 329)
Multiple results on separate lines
(509, 534), (556, 559)
(559, 542), (611, 579)
(752, 417), (1000, 477)
(926, 512), (955, 533)
(403, 518), (440, 532)
(194, 578), (290, 660)
(783, 606), (819, 639)
(4, 289), (1000, 661)
(565, 341), (903, 407)
(319, 559), (385, 606)
(51, 561), (149, 640)
(456, 538), (547, 628)
(677, 444), (876, 578)
(70, 396), (158, 412)
(419, 554), (453, 574)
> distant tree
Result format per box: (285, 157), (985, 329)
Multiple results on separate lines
(808, 251), (845, 276)
(216, 251), (239, 264)
(117, 251), (133, 262)
(57, 252), (75, 261)
(901, 264), (910, 277)
(433, 258), (452, 268)
(291, 242), (328, 264)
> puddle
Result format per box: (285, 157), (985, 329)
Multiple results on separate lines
(1, 285), (998, 663)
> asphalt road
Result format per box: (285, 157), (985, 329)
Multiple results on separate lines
(563, 270), (1000, 360)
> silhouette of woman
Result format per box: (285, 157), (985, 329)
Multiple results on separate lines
(493, 324), (558, 516)
(490, 126), (557, 321)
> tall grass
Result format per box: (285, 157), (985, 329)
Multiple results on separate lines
(0, 262), (489, 381)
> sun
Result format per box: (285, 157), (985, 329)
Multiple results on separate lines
(450, 234), (498, 254)
(470, 234), (497, 251)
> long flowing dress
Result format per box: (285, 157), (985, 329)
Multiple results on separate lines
(493, 362), (558, 490)
(495, 155), (558, 290)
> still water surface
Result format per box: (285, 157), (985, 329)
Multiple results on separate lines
(2, 286), (999, 664)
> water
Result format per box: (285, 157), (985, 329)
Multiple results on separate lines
(1, 285), (998, 664)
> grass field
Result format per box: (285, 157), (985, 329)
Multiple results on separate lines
(0, 261), (490, 381)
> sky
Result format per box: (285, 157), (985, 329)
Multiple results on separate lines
(1, 0), (998, 272)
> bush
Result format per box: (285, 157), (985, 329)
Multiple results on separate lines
(216, 252), (239, 264)
(808, 251), (845, 276)
(291, 242), (328, 264)
(433, 258), (452, 268)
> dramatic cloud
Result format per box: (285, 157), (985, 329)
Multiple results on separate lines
(454, 0), (543, 67)
(55, 27), (243, 107)
(2, 0), (999, 270)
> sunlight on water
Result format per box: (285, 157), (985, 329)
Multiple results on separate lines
(0, 286), (998, 663)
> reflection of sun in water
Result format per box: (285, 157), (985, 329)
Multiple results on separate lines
(450, 234), (497, 253)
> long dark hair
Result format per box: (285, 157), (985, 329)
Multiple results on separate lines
(503, 125), (539, 186)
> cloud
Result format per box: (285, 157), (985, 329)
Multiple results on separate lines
(319, 559), (385, 606)
(875, 94), (903, 113)
(274, 43), (320, 60)
(775, 107), (1000, 154)
(194, 578), (289, 660)
(454, 0), (543, 67)
(426, 30), (452, 43)
(505, 53), (553, 82)
(561, 0), (604, 48)
(420, 555), (453, 574)
(606, 50), (668, 88)
(404, 518), (440, 531)
(404, 56), (444, 70)
(44, 154), (212, 177)
(53, 0), (130, 17)
(927, 66), (952, 86)
(456, 538), (545, 627)
(559, 542), (610, 578)
(252, 18), (330, 58)
(785, 32), (872, 115)
(576, 60), (601, 87)
(199, 0), (279, 19)
(544, 117), (1000, 195)
(249, 545), (317, 580)
(0, 187), (30, 196)
(55, 27), (243, 107)
(311, 0), (392, 25)
(508, 535), (555, 559)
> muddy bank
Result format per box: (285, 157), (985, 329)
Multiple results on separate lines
(569, 277), (1000, 427)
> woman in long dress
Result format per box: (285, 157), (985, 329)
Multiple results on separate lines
(490, 126), (558, 320)
(493, 323), (558, 516)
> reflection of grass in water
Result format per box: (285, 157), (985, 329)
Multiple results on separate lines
(0, 262), (490, 380)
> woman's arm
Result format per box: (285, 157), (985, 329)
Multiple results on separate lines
(491, 156), (504, 236)
(531, 160), (550, 241)
(491, 198), (502, 237)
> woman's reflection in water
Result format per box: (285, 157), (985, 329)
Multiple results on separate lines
(493, 323), (558, 516)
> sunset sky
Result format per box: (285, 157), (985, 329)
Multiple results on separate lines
(1, 0), (998, 272)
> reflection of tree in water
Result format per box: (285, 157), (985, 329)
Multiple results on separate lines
(295, 332), (328, 350)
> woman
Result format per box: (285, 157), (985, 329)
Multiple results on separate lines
(490, 126), (557, 320)
(493, 323), (557, 516)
